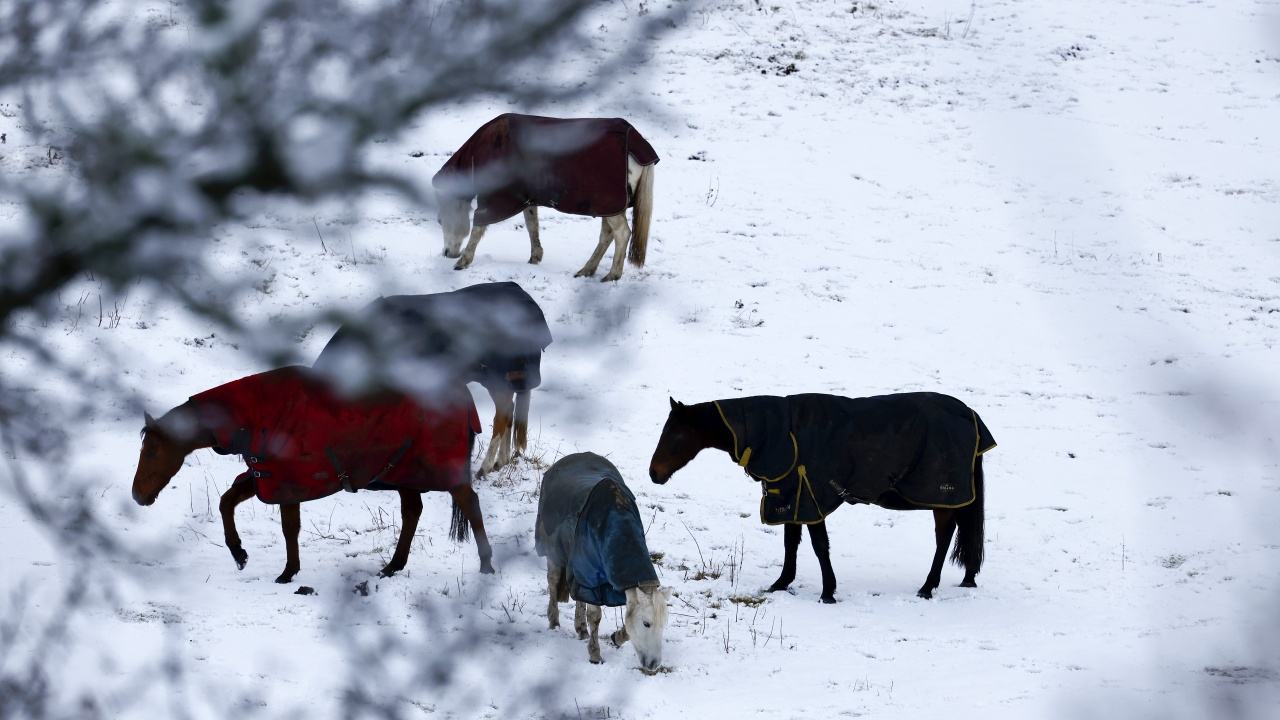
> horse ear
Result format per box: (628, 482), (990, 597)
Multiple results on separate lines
(144, 412), (157, 428)
(660, 586), (673, 602)
(668, 396), (681, 411)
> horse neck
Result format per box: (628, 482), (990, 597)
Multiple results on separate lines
(158, 401), (216, 455)
(690, 401), (735, 456)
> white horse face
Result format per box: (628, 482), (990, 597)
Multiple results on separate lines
(437, 197), (471, 257)
(624, 585), (671, 672)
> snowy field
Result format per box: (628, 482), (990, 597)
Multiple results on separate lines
(2, 0), (1279, 717)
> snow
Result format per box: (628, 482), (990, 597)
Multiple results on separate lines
(2, 0), (1279, 717)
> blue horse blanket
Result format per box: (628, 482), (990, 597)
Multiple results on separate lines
(535, 453), (658, 607)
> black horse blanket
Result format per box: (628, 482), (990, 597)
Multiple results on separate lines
(312, 282), (552, 396)
(535, 453), (659, 607)
(192, 367), (481, 504)
(714, 392), (996, 525)
(433, 114), (660, 226)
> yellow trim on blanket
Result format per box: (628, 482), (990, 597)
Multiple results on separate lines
(738, 447), (752, 467)
(713, 400), (742, 462)
(908, 409), (993, 510)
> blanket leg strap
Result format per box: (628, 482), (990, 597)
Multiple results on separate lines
(324, 447), (355, 493)
(368, 440), (414, 486)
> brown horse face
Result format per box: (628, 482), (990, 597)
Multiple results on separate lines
(648, 398), (703, 485)
(437, 196), (471, 257)
(131, 415), (186, 506)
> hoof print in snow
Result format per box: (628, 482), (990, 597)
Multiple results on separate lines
(353, 580), (370, 597)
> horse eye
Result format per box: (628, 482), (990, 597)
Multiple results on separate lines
(145, 449), (157, 459)
(643, 621), (651, 628)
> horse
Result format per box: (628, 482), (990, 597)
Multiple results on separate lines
(131, 366), (494, 583)
(536, 452), (671, 669)
(433, 114), (659, 282)
(311, 282), (553, 476)
(648, 393), (996, 601)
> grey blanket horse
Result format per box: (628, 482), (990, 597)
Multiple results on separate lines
(536, 452), (670, 669)
(312, 282), (552, 475)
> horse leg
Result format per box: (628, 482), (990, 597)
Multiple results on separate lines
(610, 622), (630, 648)
(479, 389), (514, 475)
(514, 389), (531, 456)
(453, 224), (488, 270)
(524, 206), (543, 264)
(586, 603), (605, 664)
(808, 521), (838, 604)
(218, 479), (256, 570)
(380, 489), (423, 577)
(574, 218), (614, 278)
(275, 503), (301, 584)
(600, 214), (631, 282)
(918, 508), (958, 599)
(546, 562), (564, 629)
(767, 523), (803, 593)
(574, 600), (589, 640)
(449, 485), (495, 574)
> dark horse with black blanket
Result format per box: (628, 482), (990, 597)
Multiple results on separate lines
(312, 282), (552, 476)
(649, 392), (996, 601)
(131, 366), (493, 583)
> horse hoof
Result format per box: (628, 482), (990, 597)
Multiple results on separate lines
(590, 657), (603, 665)
(916, 588), (934, 600)
(959, 580), (978, 588)
(480, 561), (496, 575)
(275, 572), (297, 584)
(378, 566), (401, 578)
(820, 595), (837, 604)
(453, 257), (473, 270)
(765, 582), (791, 594)
(600, 273), (621, 283)
(232, 550), (248, 571)
(574, 270), (594, 278)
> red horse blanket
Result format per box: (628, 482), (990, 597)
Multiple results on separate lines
(192, 367), (481, 504)
(433, 114), (660, 226)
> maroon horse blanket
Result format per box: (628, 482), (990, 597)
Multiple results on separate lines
(191, 367), (481, 504)
(433, 114), (660, 226)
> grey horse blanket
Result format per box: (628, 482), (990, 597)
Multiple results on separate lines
(312, 282), (552, 396)
(536, 453), (658, 607)
(433, 114), (660, 226)
(714, 392), (996, 525)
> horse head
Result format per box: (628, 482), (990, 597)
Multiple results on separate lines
(648, 397), (711, 485)
(436, 193), (472, 258)
(624, 582), (672, 672)
(132, 407), (202, 506)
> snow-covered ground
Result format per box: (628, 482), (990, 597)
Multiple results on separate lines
(2, 0), (1279, 717)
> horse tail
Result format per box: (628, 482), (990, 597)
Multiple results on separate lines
(514, 389), (531, 453)
(628, 162), (654, 267)
(951, 454), (985, 574)
(450, 495), (472, 544)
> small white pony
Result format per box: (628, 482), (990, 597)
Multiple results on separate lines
(433, 114), (658, 282)
(536, 452), (671, 669)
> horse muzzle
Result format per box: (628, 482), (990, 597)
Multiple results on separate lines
(132, 488), (156, 506)
(648, 467), (669, 485)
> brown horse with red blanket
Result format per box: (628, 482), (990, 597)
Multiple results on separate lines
(649, 392), (995, 602)
(434, 114), (658, 282)
(131, 366), (494, 583)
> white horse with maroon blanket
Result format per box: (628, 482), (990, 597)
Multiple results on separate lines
(434, 114), (658, 282)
